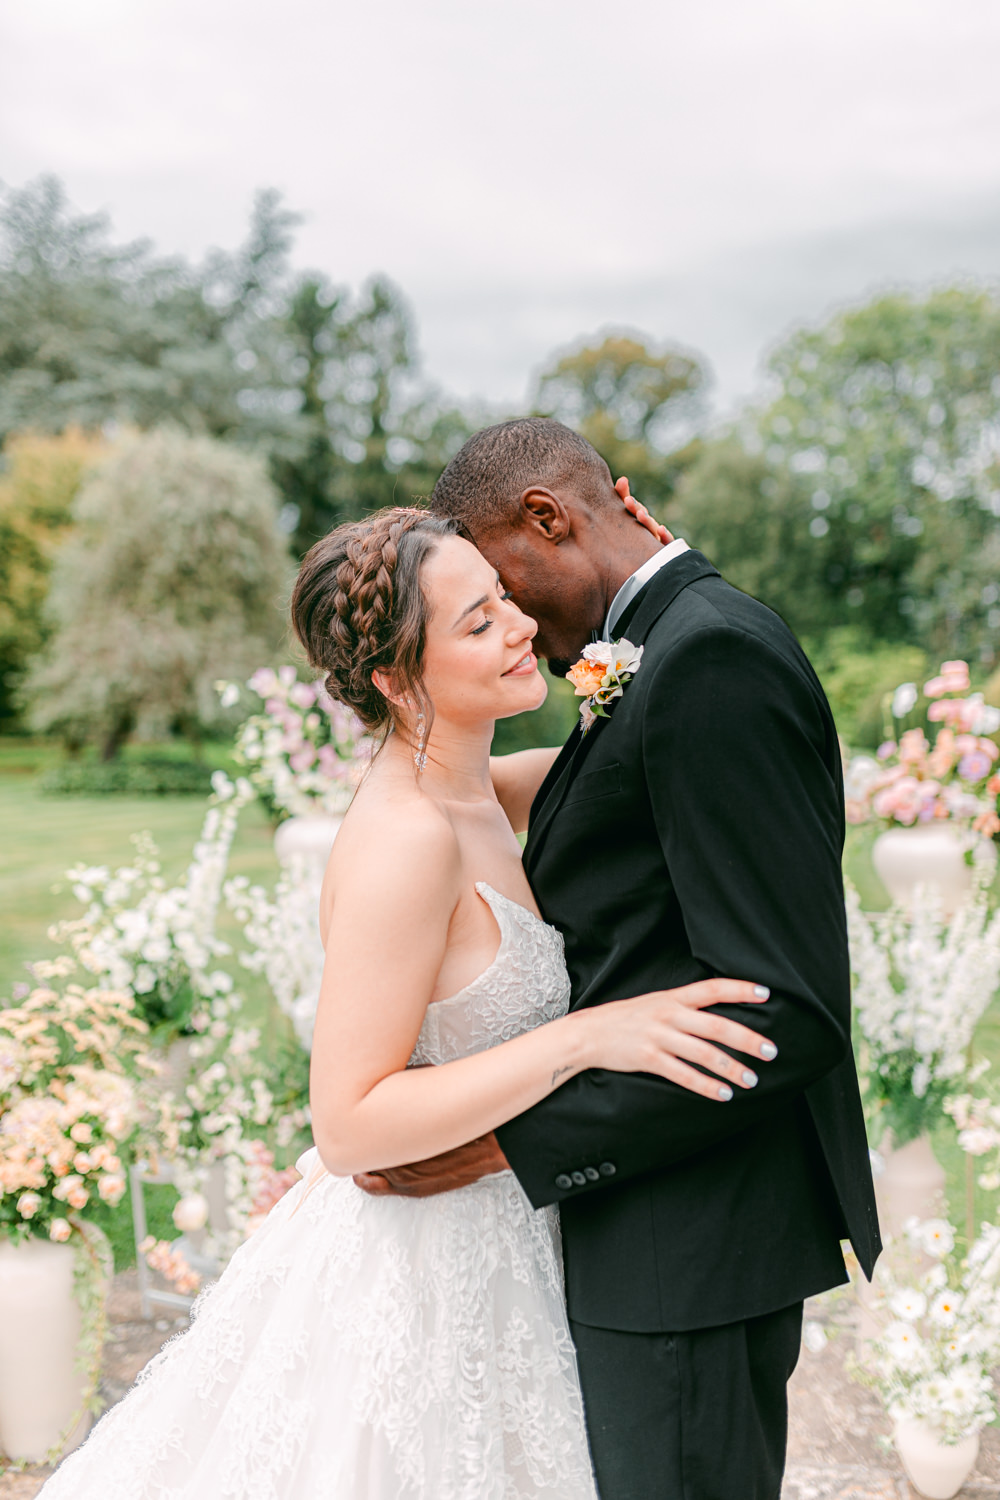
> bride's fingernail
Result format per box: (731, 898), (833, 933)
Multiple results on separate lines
(760, 1041), (778, 1060)
(718, 1084), (733, 1101)
(742, 1070), (758, 1087)
(753, 985), (770, 999)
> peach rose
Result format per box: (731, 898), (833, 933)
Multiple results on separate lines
(566, 660), (607, 697)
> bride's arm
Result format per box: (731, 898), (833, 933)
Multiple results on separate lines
(489, 748), (561, 834)
(310, 802), (769, 1178)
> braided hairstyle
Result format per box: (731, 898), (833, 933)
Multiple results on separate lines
(290, 507), (462, 743)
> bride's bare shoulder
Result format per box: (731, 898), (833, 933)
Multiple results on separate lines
(322, 776), (461, 919)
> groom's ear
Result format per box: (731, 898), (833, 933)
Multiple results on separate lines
(519, 486), (571, 543)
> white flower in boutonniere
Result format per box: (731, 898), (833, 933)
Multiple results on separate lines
(566, 638), (644, 733)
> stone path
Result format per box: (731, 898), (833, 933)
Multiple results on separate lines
(3, 1280), (1000, 1497)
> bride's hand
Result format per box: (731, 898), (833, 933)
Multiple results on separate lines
(584, 978), (775, 1101)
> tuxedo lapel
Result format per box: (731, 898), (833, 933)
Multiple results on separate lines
(523, 550), (720, 878)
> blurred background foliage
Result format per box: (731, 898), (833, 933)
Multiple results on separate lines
(2, 174), (999, 766)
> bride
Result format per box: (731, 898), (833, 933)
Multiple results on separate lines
(40, 508), (769, 1499)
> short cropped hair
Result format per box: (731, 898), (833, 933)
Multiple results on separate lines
(429, 418), (609, 536)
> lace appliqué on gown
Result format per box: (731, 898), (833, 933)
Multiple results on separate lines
(40, 884), (598, 1500)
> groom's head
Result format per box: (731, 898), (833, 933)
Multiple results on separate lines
(429, 418), (659, 673)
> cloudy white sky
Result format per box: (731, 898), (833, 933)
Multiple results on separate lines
(2, 0), (999, 418)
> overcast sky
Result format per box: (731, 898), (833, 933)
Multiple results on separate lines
(2, 0), (999, 419)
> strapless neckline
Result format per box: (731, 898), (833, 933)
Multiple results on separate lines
(428, 882), (554, 1010)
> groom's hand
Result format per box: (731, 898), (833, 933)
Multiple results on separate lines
(353, 1132), (510, 1198)
(615, 476), (674, 545)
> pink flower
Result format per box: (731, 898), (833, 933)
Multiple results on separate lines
(289, 744), (316, 772)
(49, 1218), (71, 1243)
(249, 668), (279, 697)
(924, 660), (971, 699)
(898, 729), (930, 766)
(289, 682), (317, 709)
(877, 740), (897, 761)
(960, 751), (994, 783)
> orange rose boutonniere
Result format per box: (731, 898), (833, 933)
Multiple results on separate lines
(566, 638), (644, 733)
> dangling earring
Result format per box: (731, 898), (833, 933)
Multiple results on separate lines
(413, 708), (427, 771)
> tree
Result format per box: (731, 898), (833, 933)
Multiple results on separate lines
(26, 429), (293, 758)
(533, 333), (707, 513)
(271, 275), (474, 552)
(0, 177), (307, 449)
(0, 428), (107, 729)
(674, 288), (1000, 670)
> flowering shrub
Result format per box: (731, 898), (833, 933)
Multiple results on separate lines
(0, 981), (152, 1244)
(51, 774), (253, 1040)
(220, 667), (373, 820)
(847, 867), (1000, 1144)
(859, 1216), (1000, 1442)
(844, 660), (1000, 833)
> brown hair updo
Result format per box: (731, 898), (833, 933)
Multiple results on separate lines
(290, 507), (462, 744)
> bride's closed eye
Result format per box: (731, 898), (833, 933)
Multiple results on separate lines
(470, 590), (514, 635)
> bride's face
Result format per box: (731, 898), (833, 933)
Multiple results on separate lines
(418, 536), (547, 725)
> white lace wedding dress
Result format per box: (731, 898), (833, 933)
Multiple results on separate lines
(40, 884), (599, 1500)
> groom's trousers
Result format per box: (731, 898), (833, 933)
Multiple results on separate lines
(570, 1301), (803, 1500)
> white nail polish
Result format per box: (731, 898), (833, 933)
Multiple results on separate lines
(742, 1070), (758, 1087)
(718, 1084), (733, 1101)
(760, 1042), (778, 1060)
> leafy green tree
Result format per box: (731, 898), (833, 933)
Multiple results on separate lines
(272, 276), (473, 551)
(26, 429), (293, 758)
(0, 178), (298, 445)
(534, 333), (706, 512)
(0, 429), (107, 729)
(674, 288), (1000, 671)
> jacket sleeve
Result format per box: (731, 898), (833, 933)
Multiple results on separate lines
(496, 622), (851, 1209)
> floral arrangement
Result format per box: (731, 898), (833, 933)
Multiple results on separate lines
(225, 861), (325, 1048)
(566, 638), (644, 733)
(859, 1216), (1000, 1443)
(945, 1079), (1000, 1193)
(145, 1020), (311, 1262)
(846, 866), (1000, 1144)
(219, 667), (373, 819)
(50, 774), (254, 1041)
(0, 980), (152, 1245)
(844, 660), (1000, 833)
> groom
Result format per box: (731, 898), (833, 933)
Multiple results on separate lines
(358, 418), (880, 1499)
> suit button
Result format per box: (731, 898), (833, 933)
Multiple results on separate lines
(599, 1162), (616, 1177)
(555, 1174), (573, 1190)
(571, 1171), (587, 1186)
(584, 1166), (600, 1181)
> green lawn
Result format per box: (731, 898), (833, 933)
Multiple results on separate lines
(0, 741), (280, 1002)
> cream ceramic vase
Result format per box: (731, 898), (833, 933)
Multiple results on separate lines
(876, 1133), (947, 1240)
(273, 813), (342, 868)
(0, 1236), (98, 1463)
(872, 824), (994, 916)
(894, 1419), (979, 1498)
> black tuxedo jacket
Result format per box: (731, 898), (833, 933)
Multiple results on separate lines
(496, 550), (881, 1334)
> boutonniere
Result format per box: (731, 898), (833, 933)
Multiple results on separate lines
(565, 638), (644, 733)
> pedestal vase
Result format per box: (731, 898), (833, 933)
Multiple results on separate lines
(894, 1419), (979, 1499)
(0, 1234), (106, 1463)
(273, 813), (342, 867)
(872, 824), (994, 916)
(876, 1132), (946, 1240)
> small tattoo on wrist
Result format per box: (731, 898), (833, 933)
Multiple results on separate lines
(551, 1065), (573, 1087)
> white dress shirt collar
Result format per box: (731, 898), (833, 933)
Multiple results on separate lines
(602, 538), (690, 641)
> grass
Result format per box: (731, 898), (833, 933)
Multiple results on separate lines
(0, 738), (280, 1004)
